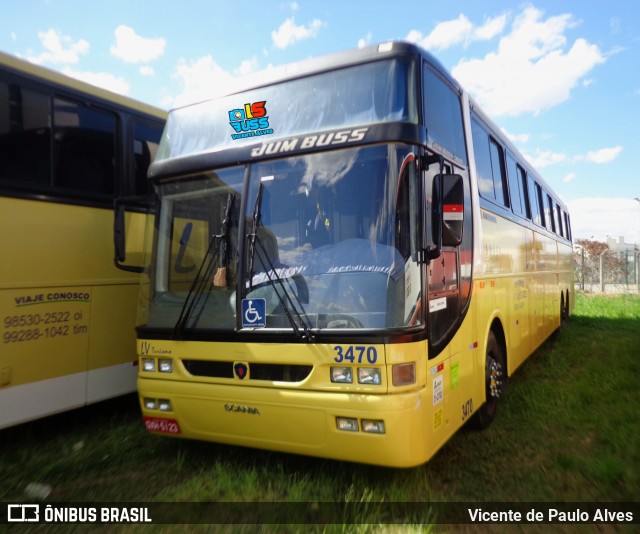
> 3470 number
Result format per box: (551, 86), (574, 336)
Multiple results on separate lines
(333, 345), (378, 364)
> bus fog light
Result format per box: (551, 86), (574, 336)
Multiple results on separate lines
(331, 367), (352, 383)
(358, 367), (381, 385)
(158, 399), (172, 412)
(361, 419), (385, 434)
(158, 359), (173, 373)
(392, 362), (415, 386)
(143, 398), (157, 410)
(142, 358), (156, 372)
(336, 417), (359, 432)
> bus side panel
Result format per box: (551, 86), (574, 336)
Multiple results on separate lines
(85, 283), (138, 403)
(0, 197), (140, 426)
(0, 285), (92, 428)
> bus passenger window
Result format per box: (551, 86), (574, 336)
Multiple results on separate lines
(471, 119), (495, 201)
(545, 194), (556, 233)
(564, 211), (572, 241)
(556, 204), (564, 237)
(0, 82), (51, 186)
(54, 98), (117, 196)
(489, 139), (508, 207)
(532, 180), (545, 227)
(518, 165), (531, 219)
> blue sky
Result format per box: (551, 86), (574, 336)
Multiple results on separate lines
(2, 0), (640, 245)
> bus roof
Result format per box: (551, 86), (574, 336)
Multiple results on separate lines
(0, 50), (165, 120)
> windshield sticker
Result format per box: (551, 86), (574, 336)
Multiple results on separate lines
(228, 101), (274, 140)
(242, 298), (266, 328)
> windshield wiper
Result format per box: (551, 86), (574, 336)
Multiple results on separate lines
(172, 193), (234, 339)
(247, 182), (314, 341)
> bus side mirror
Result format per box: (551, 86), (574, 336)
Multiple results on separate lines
(425, 173), (464, 260)
(441, 173), (464, 247)
(113, 198), (146, 273)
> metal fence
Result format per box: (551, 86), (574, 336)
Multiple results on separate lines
(574, 248), (640, 294)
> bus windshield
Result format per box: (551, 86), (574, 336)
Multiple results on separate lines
(155, 58), (417, 162)
(146, 143), (422, 335)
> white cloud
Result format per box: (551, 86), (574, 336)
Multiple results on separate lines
(451, 7), (605, 117)
(139, 65), (155, 77)
(567, 197), (640, 243)
(110, 25), (165, 63)
(501, 127), (530, 144)
(358, 32), (372, 49)
(271, 17), (324, 49)
(406, 13), (507, 51)
(235, 57), (259, 76)
(28, 29), (89, 65)
(171, 55), (234, 107)
(62, 67), (130, 95)
(523, 149), (567, 168)
(523, 145), (623, 169)
(563, 171), (577, 183)
(581, 146), (623, 164)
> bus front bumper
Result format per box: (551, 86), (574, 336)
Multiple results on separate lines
(138, 377), (433, 467)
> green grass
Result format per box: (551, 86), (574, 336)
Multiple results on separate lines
(1, 292), (639, 532)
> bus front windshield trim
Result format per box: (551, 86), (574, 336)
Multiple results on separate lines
(146, 144), (423, 335)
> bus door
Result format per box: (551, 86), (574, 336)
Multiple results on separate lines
(423, 156), (471, 440)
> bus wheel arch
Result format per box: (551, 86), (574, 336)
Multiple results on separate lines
(470, 320), (507, 430)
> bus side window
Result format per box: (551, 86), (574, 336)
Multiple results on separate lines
(489, 139), (508, 207)
(54, 97), (117, 196)
(471, 117), (508, 208)
(423, 65), (467, 165)
(506, 152), (523, 215)
(527, 176), (542, 227)
(545, 193), (556, 233)
(471, 118), (495, 201)
(0, 81), (51, 186)
(518, 165), (531, 219)
(564, 211), (572, 241)
(556, 204), (564, 237)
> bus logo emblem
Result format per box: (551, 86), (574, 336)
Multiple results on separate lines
(233, 362), (249, 380)
(242, 298), (266, 328)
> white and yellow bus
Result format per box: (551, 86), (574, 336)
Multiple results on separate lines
(0, 51), (165, 429)
(135, 42), (573, 467)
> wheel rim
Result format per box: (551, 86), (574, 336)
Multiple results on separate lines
(487, 355), (503, 399)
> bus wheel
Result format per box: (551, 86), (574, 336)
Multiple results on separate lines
(471, 331), (506, 430)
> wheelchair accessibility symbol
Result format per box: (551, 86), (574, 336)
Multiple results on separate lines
(242, 298), (266, 328)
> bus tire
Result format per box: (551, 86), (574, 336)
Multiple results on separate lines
(470, 330), (506, 430)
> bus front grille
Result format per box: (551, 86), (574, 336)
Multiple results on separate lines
(182, 360), (313, 383)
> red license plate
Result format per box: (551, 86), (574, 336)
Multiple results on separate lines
(143, 416), (181, 434)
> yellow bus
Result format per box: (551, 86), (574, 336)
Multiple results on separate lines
(135, 42), (573, 467)
(0, 51), (165, 429)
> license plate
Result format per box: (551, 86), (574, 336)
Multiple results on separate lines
(143, 416), (181, 434)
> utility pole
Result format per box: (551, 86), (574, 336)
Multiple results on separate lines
(635, 198), (640, 292)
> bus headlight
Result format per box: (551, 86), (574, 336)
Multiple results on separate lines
(158, 399), (173, 412)
(158, 359), (173, 373)
(392, 362), (415, 386)
(142, 358), (156, 372)
(143, 398), (157, 410)
(330, 366), (352, 383)
(357, 367), (381, 385)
